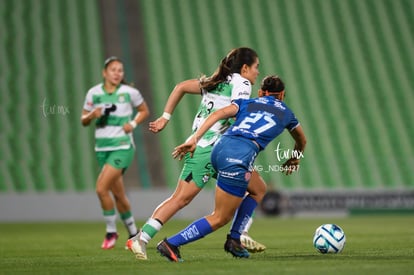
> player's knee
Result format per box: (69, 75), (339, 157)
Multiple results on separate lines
(247, 181), (267, 202)
(96, 186), (109, 198)
(255, 184), (267, 202)
(209, 213), (232, 229)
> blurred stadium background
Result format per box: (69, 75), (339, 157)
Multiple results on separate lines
(0, 0), (413, 221)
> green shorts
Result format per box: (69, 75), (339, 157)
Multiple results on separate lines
(96, 146), (135, 171)
(179, 145), (216, 188)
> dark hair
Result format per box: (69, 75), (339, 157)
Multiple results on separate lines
(200, 47), (258, 91)
(261, 75), (285, 93)
(104, 56), (122, 68)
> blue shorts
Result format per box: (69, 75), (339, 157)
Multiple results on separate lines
(211, 136), (259, 197)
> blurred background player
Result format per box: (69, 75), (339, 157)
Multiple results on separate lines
(81, 56), (150, 249)
(157, 75), (306, 261)
(128, 47), (266, 260)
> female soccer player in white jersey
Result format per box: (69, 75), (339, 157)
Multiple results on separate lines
(81, 57), (150, 249)
(128, 47), (267, 260)
(157, 75), (306, 262)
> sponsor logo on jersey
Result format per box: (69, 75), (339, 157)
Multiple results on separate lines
(274, 101), (286, 110)
(226, 157), (243, 164)
(118, 94), (125, 103)
(237, 91), (250, 97)
(219, 171), (239, 178)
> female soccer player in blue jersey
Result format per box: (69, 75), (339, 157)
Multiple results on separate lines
(156, 75), (306, 262)
(81, 57), (150, 249)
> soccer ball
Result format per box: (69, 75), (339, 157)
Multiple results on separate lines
(313, 224), (346, 253)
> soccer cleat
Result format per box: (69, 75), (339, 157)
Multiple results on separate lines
(101, 232), (119, 249)
(125, 232), (138, 250)
(124, 233), (139, 250)
(240, 233), (266, 253)
(224, 234), (250, 258)
(157, 239), (183, 262)
(126, 231), (147, 260)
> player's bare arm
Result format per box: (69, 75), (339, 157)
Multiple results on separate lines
(123, 101), (150, 133)
(81, 108), (102, 126)
(149, 79), (201, 133)
(282, 125), (306, 175)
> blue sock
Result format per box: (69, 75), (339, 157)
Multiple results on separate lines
(167, 217), (213, 247)
(230, 195), (258, 240)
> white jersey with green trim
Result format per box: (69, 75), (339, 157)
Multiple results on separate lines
(83, 83), (144, 151)
(192, 73), (252, 147)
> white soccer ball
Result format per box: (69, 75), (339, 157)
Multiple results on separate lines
(313, 224), (346, 253)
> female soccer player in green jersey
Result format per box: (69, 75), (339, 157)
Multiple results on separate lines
(128, 47), (266, 260)
(81, 57), (150, 249)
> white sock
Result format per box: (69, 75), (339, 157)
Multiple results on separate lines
(104, 213), (117, 233)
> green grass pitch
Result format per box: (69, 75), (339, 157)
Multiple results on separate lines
(1, 215), (413, 274)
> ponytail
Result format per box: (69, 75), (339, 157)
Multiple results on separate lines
(200, 47), (258, 91)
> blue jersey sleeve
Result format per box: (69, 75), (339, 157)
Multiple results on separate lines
(286, 113), (300, 131)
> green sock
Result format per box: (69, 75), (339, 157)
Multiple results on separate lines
(141, 218), (163, 242)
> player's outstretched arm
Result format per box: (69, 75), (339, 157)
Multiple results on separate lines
(149, 79), (201, 133)
(282, 125), (307, 175)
